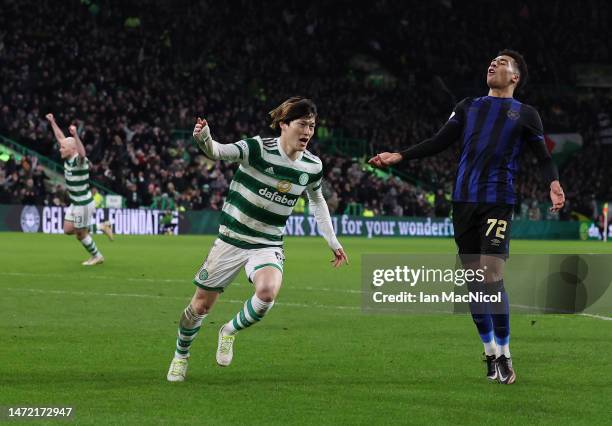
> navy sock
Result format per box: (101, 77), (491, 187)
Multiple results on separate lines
(468, 280), (495, 355)
(487, 280), (510, 357)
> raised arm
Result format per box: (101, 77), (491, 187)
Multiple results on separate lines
(306, 183), (348, 268)
(192, 117), (247, 163)
(69, 125), (87, 158)
(45, 113), (67, 144)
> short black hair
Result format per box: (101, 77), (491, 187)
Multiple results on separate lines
(498, 49), (528, 93)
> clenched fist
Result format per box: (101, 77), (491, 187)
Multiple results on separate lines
(193, 117), (211, 143)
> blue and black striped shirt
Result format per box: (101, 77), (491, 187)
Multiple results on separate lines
(400, 96), (558, 205)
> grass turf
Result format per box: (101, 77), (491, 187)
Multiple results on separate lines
(1, 232), (611, 425)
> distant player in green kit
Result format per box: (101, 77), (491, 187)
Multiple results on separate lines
(167, 97), (348, 382)
(45, 113), (113, 265)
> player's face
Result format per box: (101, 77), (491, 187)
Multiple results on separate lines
(282, 116), (316, 152)
(486, 55), (519, 90)
(59, 138), (76, 159)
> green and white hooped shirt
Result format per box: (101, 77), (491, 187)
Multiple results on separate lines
(218, 137), (323, 249)
(64, 154), (94, 206)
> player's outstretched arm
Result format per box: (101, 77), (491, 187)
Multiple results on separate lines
(192, 117), (245, 162)
(368, 152), (403, 168)
(368, 118), (461, 168)
(45, 113), (67, 144)
(306, 186), (348, 268)
(69, 125), (87, 158)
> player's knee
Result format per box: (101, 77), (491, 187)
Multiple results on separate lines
(191, 301), (213, 315)
(191, 290), (218, 314)
(486, 272), (504, 283)
(484, 267), (504, 283)
(64, 225), (74, 234)
(255, 286), (276, 303)
(252, 269), (281, 302)
(481, 255), (505, 283)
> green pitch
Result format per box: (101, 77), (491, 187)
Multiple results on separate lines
(1, 232), (610, 425)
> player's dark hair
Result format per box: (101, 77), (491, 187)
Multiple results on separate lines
(498, 49), (528, 93)
(269, 96), (317, 129)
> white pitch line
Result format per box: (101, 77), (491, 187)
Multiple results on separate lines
(0, 271), (361, 294)
(511, 303), (612, 320)
(2, 273), (611, 321)
(579, 313), (612, 321)
(0, 271), (183, 284)
(3, 287), (360, 311)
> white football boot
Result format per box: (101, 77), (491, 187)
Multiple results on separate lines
(216, 325), (236, 367)
(82, 255), (104, 266)
(167, 357), (188, 382)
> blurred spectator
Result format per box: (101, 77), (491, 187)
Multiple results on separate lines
(125, 182), (142, 208)
(434, 188), (451, 218)
(528, 201), (542, 221)
(91, 187), (104, 208)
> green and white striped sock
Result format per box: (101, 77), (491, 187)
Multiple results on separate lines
(89, 224), (97, 233)
(175, 304), (207, 359)
(80, 235), (101, 257)
(225, 295), (274, 335)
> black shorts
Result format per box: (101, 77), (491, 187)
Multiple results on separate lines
(452, 202), (513, 256)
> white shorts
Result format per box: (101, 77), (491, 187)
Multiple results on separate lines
(193, 239), (285, 293)
(64, 201), (96, 229)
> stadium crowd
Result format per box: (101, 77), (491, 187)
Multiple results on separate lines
(1, 0), (611, 220)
